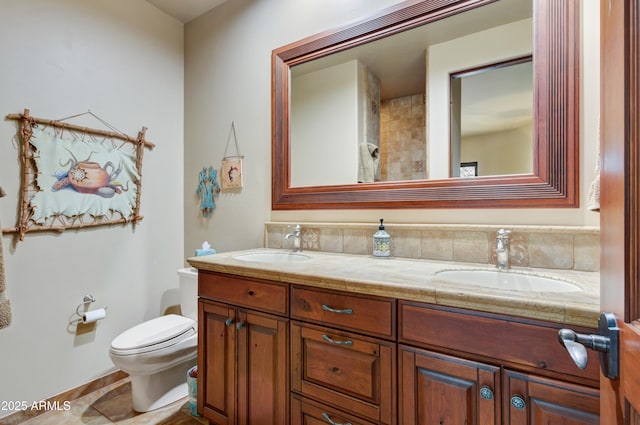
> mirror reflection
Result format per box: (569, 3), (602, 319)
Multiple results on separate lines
(289, 0), (532, 188)
(450, 56), (533, 178)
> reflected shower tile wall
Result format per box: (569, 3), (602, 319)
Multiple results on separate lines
(380, 94), (426, 182)
(265, 222), (600, 272)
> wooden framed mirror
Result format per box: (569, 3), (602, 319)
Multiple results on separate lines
(272, 0), (579, 209)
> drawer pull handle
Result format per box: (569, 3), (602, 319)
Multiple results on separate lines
(322, 304), (353, 315)
(322, 334), (353, 346)
(321, 412), (352, 425)
(236, 321), (245, 330)
(510, 395), (526, 410)
(225, 318), (234, 327)
(480, 385), (493, 400)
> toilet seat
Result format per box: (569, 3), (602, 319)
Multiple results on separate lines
(110, 314), (196, 356)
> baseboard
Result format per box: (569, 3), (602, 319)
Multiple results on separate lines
(0, 370), (128, 425)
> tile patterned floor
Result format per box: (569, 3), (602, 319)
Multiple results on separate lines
(18, 377), (208, 425)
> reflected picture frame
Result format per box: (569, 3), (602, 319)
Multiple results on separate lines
(460, 161), (478, 178)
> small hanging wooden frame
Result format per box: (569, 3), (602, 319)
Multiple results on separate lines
(221, 121), (244, 190)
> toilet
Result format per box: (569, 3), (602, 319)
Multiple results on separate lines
(109, 267), (198, 412)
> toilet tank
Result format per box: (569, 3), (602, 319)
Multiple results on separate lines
(177, 268), (198, 321)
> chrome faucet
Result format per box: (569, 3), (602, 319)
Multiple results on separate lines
(495, 228), (512, 270)
(284, 224), (302, 252)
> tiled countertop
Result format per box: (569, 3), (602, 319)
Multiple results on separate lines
(188, 248), (600, 328)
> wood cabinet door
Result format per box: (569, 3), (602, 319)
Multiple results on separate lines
(236, 309), (289, 425)
(399, 345), (500, 425)
(503, 370), (599, 425)
(199, 300), (237, 425)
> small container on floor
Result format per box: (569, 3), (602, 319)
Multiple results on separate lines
(187, 365), (198, 416)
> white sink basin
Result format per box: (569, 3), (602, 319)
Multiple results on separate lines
(233, 251), (311, 263)
(435, 269), (581, 293)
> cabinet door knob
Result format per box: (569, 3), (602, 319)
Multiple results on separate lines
(322, 334), (353, 346)
(236, 321), (245, 330)
(479, 385), (494, 400)
(510, 395), (526, 410)
(321, 412), (352, 425)
(321, 304), (353, 315)
(225, 318), (234, 327)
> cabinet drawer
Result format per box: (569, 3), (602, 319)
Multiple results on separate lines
(291, 322), (396, 425)
(291, 394), (377, 425)
(399, 301), (600, 384)
(291, 286), (395, 339)
(199, 272), (288, 315)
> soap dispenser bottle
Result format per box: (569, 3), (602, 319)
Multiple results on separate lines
(373, 219), (391, 257)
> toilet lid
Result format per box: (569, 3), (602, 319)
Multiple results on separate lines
(111, 314), (196, 352)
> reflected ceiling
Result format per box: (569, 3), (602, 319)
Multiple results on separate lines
(291, 0), (531, 100)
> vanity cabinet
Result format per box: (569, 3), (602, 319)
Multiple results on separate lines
(399, 346), (599, 425)
(399, 301), (600, 424)
(196, 269), (599, 425)
(198, 272), (289, 425)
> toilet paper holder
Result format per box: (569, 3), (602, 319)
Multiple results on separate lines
(75, 294), (107, 318)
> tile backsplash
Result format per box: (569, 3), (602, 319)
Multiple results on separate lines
(265, 222), (599, 272)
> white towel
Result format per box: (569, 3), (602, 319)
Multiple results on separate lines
(0, 186), (11, 329)
(358, 143), (380, 183)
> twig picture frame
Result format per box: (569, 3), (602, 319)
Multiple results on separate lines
(2, 109), (154, 241)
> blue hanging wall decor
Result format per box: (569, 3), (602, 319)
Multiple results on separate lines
(195, 166), (221, 217)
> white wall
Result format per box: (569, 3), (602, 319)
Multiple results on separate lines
(291, 61), (360, 187)
(461, 124), (534, 176)
(0, 0), (184, 417)
(429, 18), (533, 179)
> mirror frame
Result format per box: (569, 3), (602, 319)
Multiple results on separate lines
(272, 0), (579, 209)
